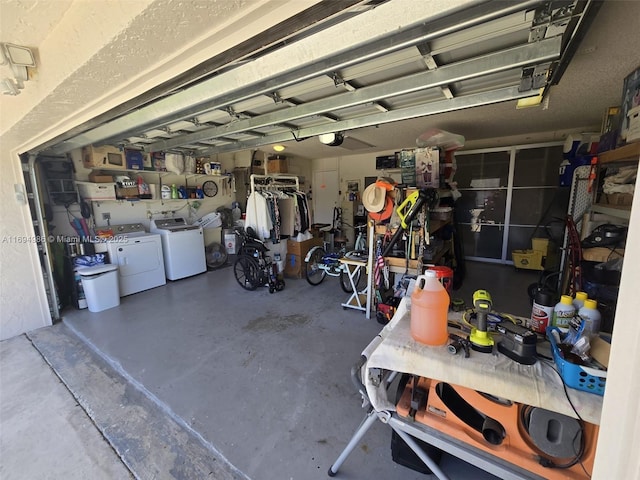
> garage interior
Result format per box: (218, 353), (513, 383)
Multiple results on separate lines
(1, 1), (639, 479)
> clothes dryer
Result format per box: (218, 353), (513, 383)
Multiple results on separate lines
(150, 218), (206, 280)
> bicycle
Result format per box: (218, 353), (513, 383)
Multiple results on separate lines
(304, 223), (368, 292)
(233, 227), (285, 293)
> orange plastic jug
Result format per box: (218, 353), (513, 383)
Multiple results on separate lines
(410, 270), (450, 345)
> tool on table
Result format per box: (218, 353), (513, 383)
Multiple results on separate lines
(495, 322), (537, 365)
(448, 333), (471, 358)
(469, 289), (494, 353)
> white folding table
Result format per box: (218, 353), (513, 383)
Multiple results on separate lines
(339, 257), (369, 314)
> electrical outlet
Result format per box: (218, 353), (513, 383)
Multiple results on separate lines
(102, 212), (111, 220)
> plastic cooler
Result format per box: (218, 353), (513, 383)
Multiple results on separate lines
(546, 327), (606, 396)
(78, 264), (120, 312)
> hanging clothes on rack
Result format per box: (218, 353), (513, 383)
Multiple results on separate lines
(246, 174), (309, 241)
(245, 190), (273, 240)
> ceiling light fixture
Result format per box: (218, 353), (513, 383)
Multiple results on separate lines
(273, 144), (286, 152)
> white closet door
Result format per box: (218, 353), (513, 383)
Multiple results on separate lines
(312, 170), (339, 225)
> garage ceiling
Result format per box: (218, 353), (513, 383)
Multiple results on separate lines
(20, 0), (639, 159)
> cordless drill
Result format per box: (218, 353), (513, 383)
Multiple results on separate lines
(469, 289), (494, 353)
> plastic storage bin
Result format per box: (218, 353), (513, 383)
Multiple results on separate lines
(78, 264), (120, 312)
(546, 327), (606, 396)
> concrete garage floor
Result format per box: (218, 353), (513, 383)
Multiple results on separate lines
(3, 260), (539, 479)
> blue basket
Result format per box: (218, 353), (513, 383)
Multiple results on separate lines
(546, 327), (606, 396)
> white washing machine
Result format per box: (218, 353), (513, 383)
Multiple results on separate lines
(150, 217), (207, 280)
(99, 223), (166, 296)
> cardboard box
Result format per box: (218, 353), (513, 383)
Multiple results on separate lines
(82, 145), (125, 169)
(76, 181), (116, 201)
(603, 192), (633, 206)
(88, 171), (114, 183)
(590, 336), (611, 368)
(284, 253), (304, 278)
(626, 105), (640, 142)
(115, 185), (139, 200)
(268, 158), (288, 173)
(582, 247), (624, 262)
(125, 149), (144, 170)
(151, 152), (166, 172)
(286, 237), (323, 258)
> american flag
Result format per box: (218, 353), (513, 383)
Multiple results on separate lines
(374, 241), (385, 288)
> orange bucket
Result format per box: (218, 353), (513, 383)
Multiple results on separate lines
(426, 266), (454, 293)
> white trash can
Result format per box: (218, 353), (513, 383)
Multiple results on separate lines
(77, 264), (120, 312)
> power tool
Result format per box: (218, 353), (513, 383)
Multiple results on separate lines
(496, 321), (537, 365)
(381, 188), (438, 257)
(469, 289), (494, 353)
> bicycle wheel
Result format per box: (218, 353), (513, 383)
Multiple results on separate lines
(339, 266), (363, 293)
(305, 248), (327, 286)
(234, 255), (261, 290)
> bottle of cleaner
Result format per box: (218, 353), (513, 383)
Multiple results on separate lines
(552, 295), (575, 329)
(578, 299), (601, 338)
(573, 291), (588, 311)
(136, 176), (151, 198)
(410, 270), (449, 346)
(232, 201), (242, 222)
(170, 183), (178, 199)
(530, 290), (555, 334)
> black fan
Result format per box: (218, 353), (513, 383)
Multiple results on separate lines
(205, 242), (228, 270)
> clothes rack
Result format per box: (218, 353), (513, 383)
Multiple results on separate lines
(250, 174), (299, 192)
(247, 174), (306, 241)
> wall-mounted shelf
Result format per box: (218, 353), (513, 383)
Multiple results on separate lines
(590, 203), (632, 220)
(89, 167), (228, 180)
(599, 142), (640, 164)
(374, 218), (451, 236)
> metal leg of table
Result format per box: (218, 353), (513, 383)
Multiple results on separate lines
(392, 426), (451, 480)
(328, 409), (378, 476)
(340, 262), (368, 312)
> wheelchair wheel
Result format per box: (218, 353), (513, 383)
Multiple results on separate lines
(305, 247), (327, 286)
(234, 255), (261, 290)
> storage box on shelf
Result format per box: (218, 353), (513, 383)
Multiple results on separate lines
(82, 145), (125, 170)
(267, 157), (287, 173)
(88, 171), (114, 183)
(76, 181), (116, 201)
(589, 143), (638, 219)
